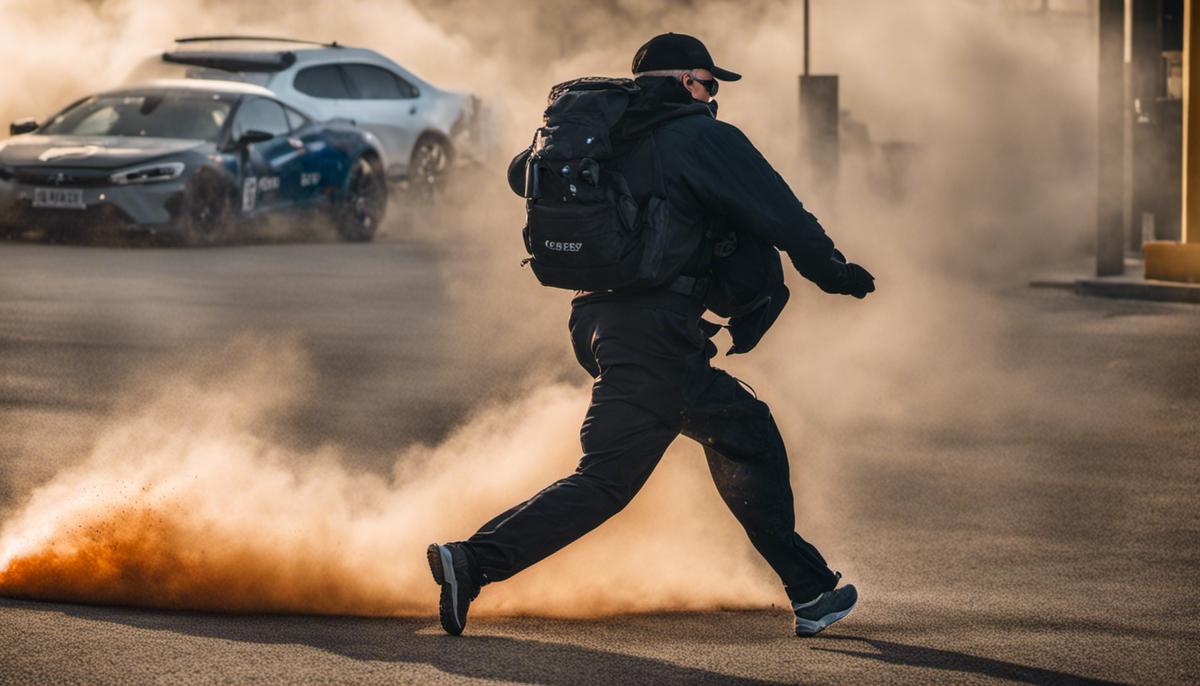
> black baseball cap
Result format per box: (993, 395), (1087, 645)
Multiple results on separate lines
(631, 33), (742, 82)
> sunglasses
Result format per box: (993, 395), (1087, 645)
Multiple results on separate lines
(687, 73), (718, 97)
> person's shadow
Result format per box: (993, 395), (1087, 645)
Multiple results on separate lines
(5, 598), (1131, 685)
(811, 635), (1128, 685)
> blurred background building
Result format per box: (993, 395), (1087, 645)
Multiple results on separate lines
(798, 0), (1197, 291)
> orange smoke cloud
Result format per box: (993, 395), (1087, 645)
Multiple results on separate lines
(0, 497), (413, 615)
(0, 506), (381, 614)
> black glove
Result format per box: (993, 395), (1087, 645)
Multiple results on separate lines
(841, 263), (876, 299)
(817, 259), (876, 299)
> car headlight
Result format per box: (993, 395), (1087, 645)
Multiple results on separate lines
(109, 161), (186, 185)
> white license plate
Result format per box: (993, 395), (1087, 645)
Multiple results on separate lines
(32, 187), (85, 209)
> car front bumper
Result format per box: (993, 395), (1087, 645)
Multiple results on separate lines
(0, 177), (188, 234)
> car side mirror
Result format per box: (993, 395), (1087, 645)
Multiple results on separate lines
(236, 129), (275, 147)
(10, 118), (37, 135)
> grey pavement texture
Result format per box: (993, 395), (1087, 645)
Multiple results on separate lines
(1, 239), (1198, 685)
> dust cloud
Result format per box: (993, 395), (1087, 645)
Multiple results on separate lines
(0, 339), (775, 616)
(0, 0), (1099, 616)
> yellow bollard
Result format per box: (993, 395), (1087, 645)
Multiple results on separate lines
(1145, 241), (1200, 282)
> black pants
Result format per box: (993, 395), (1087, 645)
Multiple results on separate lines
(459, 292), (838, 603)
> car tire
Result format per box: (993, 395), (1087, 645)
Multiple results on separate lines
(179, 170), (234, 247)
(335, 155), (387, 242)
(407, 135), (450, 202)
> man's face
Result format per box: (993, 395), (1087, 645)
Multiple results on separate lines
(681, 68), (716, 103)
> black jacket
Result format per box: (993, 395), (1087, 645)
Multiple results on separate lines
(508, 76), (851, 294)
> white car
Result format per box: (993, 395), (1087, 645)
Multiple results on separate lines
(129, 36), (495, 194)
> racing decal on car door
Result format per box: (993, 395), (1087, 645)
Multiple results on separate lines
(300, 172), (321, 188)
(242, 177), (257, 212)
(258, 176), (280, 192)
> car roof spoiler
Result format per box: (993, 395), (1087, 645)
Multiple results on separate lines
(175, 35), (341, 48)
(162, 50), (298, 72)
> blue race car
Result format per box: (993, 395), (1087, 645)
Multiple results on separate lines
(0, 79), (388, 244)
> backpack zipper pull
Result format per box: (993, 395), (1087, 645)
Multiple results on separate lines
(520, 257), (532, 267)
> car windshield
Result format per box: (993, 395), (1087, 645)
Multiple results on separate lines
(40, 91), (234, 142)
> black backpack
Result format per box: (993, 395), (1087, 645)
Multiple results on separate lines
(521, 78), (690, 293)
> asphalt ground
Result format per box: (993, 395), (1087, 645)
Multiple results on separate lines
(0, 236), (1198, 685)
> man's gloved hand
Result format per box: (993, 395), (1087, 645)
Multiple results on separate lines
(816, 253), (876, 299)
(840, 263), (876, 299)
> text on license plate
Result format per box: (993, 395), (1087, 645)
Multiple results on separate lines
(33, 187), (85, 209)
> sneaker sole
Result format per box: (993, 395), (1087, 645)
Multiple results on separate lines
(794, 596), (857, 637)
(426, 543), (464, 636)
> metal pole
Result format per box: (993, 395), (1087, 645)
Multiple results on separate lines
(1097, 0), (1127, 276)
(1129, 0), (1165, 248)
(1122, 0), (1135, 250)
(1183, 0), (1200, 243)
(803, 0), (810, 77)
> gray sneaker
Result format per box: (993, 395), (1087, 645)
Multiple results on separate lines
(792, 583), (858, 636)
(427, 542), (479, 636)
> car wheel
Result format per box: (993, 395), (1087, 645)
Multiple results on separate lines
(408, 136), (450, 202)
(180, 171), (233, 247)
(335, 155), (387, 242)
